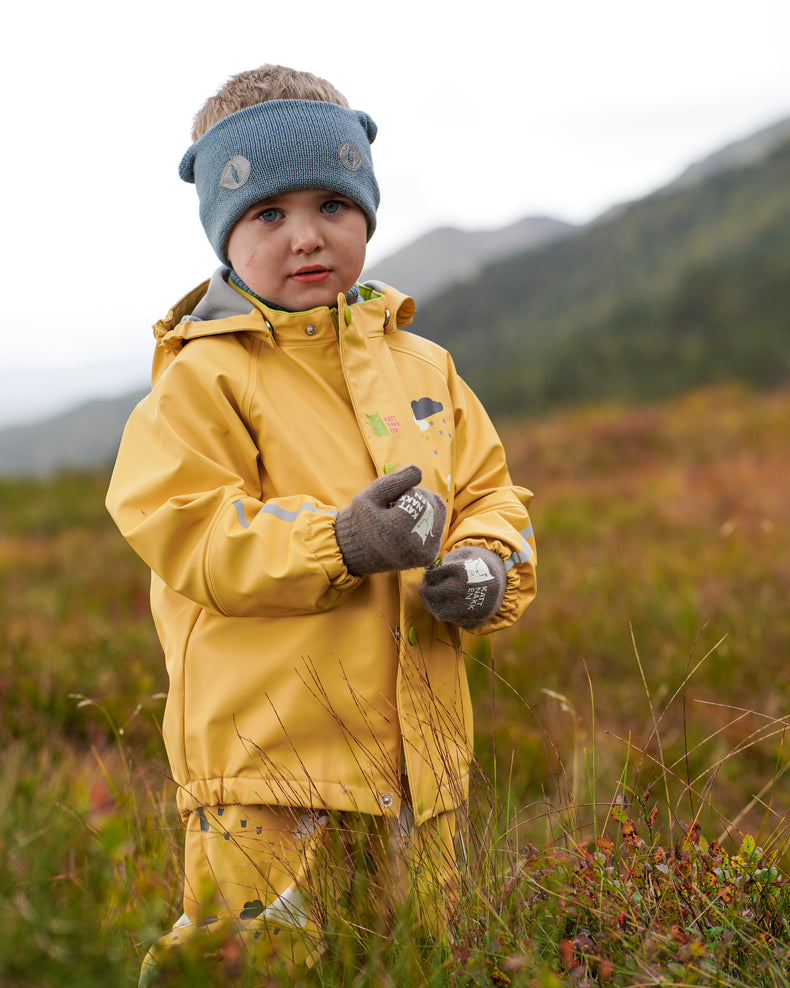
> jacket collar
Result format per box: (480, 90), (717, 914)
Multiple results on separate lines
(153, 268), (416, 348)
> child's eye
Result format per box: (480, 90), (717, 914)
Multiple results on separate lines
(321, 199), (347, 215)
(257, 207), (283, 223)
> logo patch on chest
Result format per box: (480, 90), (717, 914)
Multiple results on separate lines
(366, 411), (401, 436)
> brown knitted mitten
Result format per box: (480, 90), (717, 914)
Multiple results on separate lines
(335, 465), (446, 576)
(418, 546), (506, 629)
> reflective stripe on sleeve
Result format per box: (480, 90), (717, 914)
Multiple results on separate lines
(233, 499), (339, 530)
(503, 524), (534, 571)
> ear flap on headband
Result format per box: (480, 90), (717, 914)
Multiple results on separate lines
(356, 110), (377, 143)
(178, 145), (197, 184)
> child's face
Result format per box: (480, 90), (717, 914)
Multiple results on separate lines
(226, 188), (368, 311)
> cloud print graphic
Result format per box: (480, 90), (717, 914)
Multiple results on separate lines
(411, 397), (444, 420)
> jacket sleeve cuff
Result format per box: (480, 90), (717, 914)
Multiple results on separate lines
(451, 538), (537, 634)
(309, 510), (365, 592)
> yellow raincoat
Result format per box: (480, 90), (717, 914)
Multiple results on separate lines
(107, 272), (536, 827)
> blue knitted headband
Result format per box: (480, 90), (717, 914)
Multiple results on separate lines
(179, 99), (380, 265)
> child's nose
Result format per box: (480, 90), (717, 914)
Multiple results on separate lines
(291, 217), (324, 253)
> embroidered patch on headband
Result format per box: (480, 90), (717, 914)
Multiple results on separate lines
(338, 141), (363, 172)
(219, 155), (252, 190)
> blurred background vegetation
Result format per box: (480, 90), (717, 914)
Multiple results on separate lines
(3, 383), (790, 983)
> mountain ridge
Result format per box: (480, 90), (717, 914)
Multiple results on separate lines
(0, 391), (147, 477)
(412, 124), (790, 416)
(2, 114), (788, 476)
(362, 215), (577, 306)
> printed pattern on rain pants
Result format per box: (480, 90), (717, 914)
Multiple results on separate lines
(139, 803), (458, 985)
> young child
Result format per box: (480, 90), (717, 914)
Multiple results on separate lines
(106, 63), (537, 983)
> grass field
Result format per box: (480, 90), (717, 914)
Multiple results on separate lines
(3, 383), (790, 986)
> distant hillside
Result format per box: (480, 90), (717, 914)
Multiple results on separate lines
(667, 116), (790, 191)
(414, 119), (790, 417)
(2, 116), (788, 477)
(0, 391), (145, 477)
(363, 216), (576, 306)
(0, 361), (148, 431)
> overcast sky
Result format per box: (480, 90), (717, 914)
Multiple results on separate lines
(1, 0), (788, 421)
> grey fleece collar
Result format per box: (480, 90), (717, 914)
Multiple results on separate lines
(185, 268), (251, 323)
(183, 268), (368, 323)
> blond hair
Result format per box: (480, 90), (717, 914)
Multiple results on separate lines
(191, 64), (349, 142)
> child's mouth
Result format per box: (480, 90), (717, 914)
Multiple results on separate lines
(291, 267), (331, 284)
